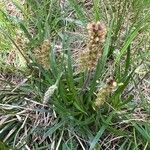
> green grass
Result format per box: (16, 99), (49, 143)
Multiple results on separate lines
(0, 0), (150, 149)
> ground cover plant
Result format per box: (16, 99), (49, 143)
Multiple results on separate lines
(0, 0), (150, 149)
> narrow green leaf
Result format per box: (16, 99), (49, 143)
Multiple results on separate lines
(133, 123), (150, 142)
(115, 25), (142, 64)
(73, 101), (87, 115)
(124, 45), (131, 76)
(119, 139), (129, 150)
(19, 23), (32, 40)
(119, 95), (134, 106)
(93, 0), (101, 21)
(89, 114), (113, 150)
(68, 0), (87, 24)
(44, 121), (64, 138)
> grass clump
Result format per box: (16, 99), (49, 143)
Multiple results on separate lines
(0, 0), (150, 149)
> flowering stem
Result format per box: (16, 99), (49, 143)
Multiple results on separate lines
(79, 70), (92, 94)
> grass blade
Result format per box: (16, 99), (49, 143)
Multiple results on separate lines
(89, 113), (113, 150)
(68, 0), (87, 24)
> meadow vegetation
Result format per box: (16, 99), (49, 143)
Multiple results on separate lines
(0, 0), (150, 149)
